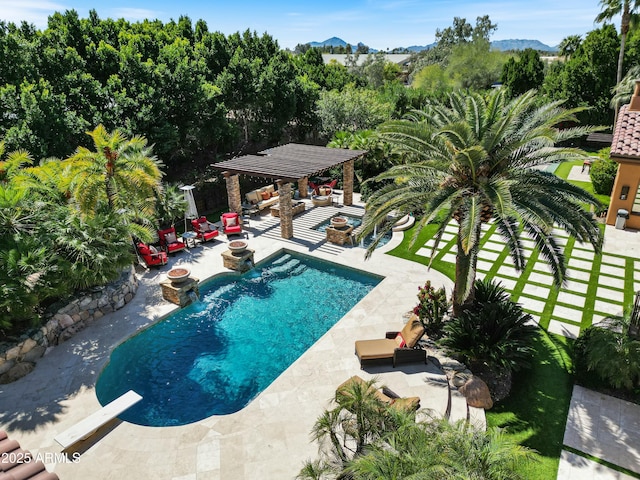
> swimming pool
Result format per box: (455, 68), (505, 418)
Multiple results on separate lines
(313, 215), (393, 248)
(95, 251), (382, 426)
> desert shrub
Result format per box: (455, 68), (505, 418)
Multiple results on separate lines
(589, 148), (618, 195)
(574, 316), (640, 391)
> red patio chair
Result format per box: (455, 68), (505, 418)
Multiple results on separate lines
(157, 226), (186, 254)
(136, 242), (168, 267)
(191, 216), (219, 243)
(221, 212), (242, 236)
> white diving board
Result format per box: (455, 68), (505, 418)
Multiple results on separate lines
(54, 390), (142, 449)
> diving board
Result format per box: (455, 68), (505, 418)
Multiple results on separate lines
(54, 390), (142, 449)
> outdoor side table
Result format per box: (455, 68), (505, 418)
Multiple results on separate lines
(182, 231), (198, 249)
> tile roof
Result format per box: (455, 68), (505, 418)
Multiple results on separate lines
(611, 104), (640, 159)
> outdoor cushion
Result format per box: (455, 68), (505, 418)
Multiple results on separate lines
(165, 232), (177, 243)
(226, 216), (237, 227)
(246, 191), (260, 204)
(395, 333), (406, 348)
(261, 191), (271, 201)
(399, 318), (425, 348)
(149, 245), (159, 254)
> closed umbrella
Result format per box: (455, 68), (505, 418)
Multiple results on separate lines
(180, 185), (198, 232)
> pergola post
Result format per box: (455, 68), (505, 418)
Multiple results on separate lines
(223, 171), (242, 214)
(342, 159), (355, 206)
(276, 180), (293, 239)
(298, 177), (309, 198)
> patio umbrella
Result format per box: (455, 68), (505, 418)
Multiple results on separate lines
(459, 377), (493, 409)
(180, 185), (198, 232)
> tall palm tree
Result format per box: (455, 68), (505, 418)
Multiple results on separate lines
(362, 90), (603, 316)
(62, 124), (164, 217)
(596, 0), (640, 85)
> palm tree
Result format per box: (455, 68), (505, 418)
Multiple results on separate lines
(558, 34), (582, 59)
(361, 90), (603, 316)
(611, 64), (640, 111)
(596, 0), (640, 85)
(62, 124), (164, 217)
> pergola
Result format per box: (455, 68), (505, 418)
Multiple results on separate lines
(211, 143), (367, 239)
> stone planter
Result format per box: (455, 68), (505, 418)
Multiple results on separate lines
(167, 267), (191, 284)
(331, 216), (348, 228)
(228, 240), (248, 253)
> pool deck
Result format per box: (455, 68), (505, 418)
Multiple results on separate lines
(0, 194), (468, 480)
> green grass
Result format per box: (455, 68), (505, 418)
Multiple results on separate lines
(486, 332), (574, 480)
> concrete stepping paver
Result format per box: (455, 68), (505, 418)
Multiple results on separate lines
(596, 286), (625, 303)
(594, 300), (624, 316)
(556, 291), (587, 308)
(552, 304), (582, 323)
(600, 264), (626, 277)
(597, 275), (626, 290)
(601, 254), (627, 267)
(522, 283), (550, 298)
(548, 320), (581, 338)
(558, 450), (637, 480)
(561, 386), (640, 478)
(519, 297), (547, 314)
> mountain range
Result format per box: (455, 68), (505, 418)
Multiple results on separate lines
(307, 36), (558, 53)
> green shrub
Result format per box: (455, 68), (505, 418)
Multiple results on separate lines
(589, 149), (618, 195)
(439, 279), (537, 373)
(574, 316), (640, 391)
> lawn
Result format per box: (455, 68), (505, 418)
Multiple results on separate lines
(486, 332), (574, 480)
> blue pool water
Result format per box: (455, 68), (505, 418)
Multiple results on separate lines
(95, 251), (382, 426)
(314, 215), (392, 248)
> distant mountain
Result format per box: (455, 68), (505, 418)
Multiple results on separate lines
(406, 43), (436, 52)
(490, 39), (557, 52)
(306, 37), (558, 53)
(308, 37), (347, 48)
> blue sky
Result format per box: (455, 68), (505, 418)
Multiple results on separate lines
(0, 0), (612, 50)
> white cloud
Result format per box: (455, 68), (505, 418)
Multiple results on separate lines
(0, 0), (67, 27)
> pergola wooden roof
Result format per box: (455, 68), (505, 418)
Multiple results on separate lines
(211, 143), (367, 181)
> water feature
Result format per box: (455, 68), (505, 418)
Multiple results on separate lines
(313, 215), (392, 249)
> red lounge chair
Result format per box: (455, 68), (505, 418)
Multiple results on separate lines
(191, 216), (219, 243)
(325, 179), (338, 189)
(136, 242), (168, 267)
(221, 212), (242, 236)
(157, 227), (186, 254)
(308, 181), (319, 195)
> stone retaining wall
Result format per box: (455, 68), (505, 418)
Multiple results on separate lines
(0, 266), (138, 384)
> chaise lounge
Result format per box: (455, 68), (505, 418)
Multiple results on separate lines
(336, 375), (420, 412)
(354, 315), (426, 367)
